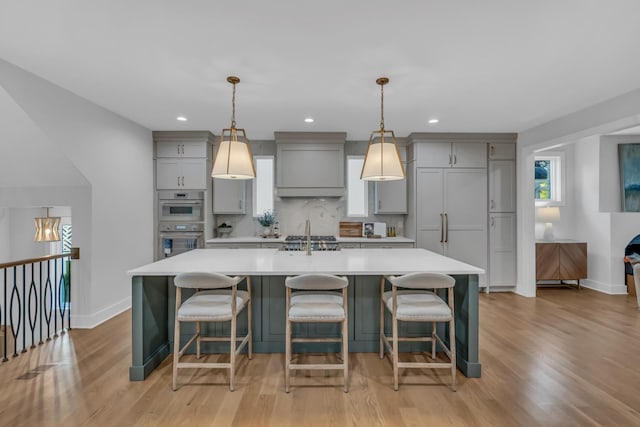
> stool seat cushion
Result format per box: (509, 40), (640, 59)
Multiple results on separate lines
(383, 290), (451, 321)
(289, 291), (345, 321)
(177, 290), (249, 321)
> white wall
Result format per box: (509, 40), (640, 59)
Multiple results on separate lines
(0, 59), (154, 327)
(517, 89), (640, 296)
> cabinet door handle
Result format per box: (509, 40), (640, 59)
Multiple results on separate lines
(491, 217), (495, 227)
(448, 154), (452, 166)
(177, 145), (180, 155)
(444, 213), (449, 243)
(490, 145), (494, 157)
(181, 176), (185, 186)
(239, 200), (242, 210)
(440, 213), (444, 243)
(453, 154), (457, 165)
(490, 199), (495, 210)
(177, 176), (180, 186)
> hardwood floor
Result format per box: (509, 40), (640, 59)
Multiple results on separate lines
(1, 289), (639, 426)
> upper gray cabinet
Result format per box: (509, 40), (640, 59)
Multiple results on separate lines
(153, 131), (214, 190)
(408, 138), (487, 168)
(275, 132), (346, 197)
(488, 143), (516, 160)
(213, 179), (246, 214)
(374, 146), (407, 214)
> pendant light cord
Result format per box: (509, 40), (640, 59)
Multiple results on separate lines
(231, 81), (237, 129)
(380, 83), (385, 131)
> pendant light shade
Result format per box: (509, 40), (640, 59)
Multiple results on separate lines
(34, 208), (61, 242)
(212, 76), (256, 180)
(361, 77), (405, 181)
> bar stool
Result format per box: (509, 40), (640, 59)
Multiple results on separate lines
(172, 272), (252, 391)
(380, 272), (457, 391)
(285, 274), (349, 393)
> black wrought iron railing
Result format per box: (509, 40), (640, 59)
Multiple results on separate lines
(0, 248), (79, 361)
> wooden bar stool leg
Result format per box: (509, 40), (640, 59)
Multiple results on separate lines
(379, 277), (385, 359)
(172, 287), (181, 391)
(343, 287), (349, 393)
(431, 321), (436, 360)
(196, 320), (201, 359)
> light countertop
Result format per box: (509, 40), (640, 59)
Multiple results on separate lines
(205, 236), (415, 244)
(128, 248), (483, 277)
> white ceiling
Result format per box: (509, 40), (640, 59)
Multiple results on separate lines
(1, 1), (640, 140)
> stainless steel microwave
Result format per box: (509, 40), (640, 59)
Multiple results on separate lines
(158, 191), (204, 222)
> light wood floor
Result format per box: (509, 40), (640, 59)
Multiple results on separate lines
(1, 288), (639, 427)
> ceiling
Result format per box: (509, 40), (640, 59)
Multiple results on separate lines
(1, 1), (640, 140)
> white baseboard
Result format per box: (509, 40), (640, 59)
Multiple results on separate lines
(482, 285), (516, 293)
(580, 279), (628, 295)
(71, 296), (131, 329)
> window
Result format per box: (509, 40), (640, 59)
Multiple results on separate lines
(253, 156), (274, 216)
(535, 152), (564, 204)
(347, 156), (368, 217)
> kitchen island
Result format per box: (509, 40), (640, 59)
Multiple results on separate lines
(128, 248), (483, 380)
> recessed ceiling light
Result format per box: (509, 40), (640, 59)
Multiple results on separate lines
(304, 117), (315, 123)
(428, 118), (439, 124)
(176, 116), (188, 122)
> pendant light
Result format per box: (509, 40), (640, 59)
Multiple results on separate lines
(360, 77), (405, 181)
(34, 207), (61, 242)
(211, 76), (256, 180)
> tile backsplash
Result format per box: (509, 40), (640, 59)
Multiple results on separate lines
(215, 195), (405, 238)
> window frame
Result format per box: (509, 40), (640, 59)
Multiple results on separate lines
(534, 151), (565, 206)
(346, 155), (368, 217)
(252, 155), (275, 217)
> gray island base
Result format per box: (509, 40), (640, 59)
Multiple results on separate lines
(128, 248), (483, 381)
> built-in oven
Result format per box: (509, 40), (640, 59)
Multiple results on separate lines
(158, 191), (204, 222)
(158, 222), (204, 259)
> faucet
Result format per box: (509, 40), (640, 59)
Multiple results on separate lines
(305, 219), (311, 256)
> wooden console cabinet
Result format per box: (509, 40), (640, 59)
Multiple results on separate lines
(536, 241), (587, 289)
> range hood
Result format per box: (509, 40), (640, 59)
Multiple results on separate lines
(275, 131), (346, 197)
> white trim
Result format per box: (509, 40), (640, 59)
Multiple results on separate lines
(534, 151), (566, 206)
(579, 279), (628, 295)
(70, 296), (131, 329)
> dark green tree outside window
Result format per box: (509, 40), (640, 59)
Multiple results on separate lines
(535, 160), (551, 200)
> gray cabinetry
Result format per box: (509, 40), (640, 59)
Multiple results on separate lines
(153, 131), (213, 191)
(489, 160), (516, 212)
(213, 179), (246, 214)
(374, 179), (407, 214)
(489, 213), (517, 286)
(275, 132), (346, 197)
(157, 141), (207, 158)
(488, 142), (516, 290)
(415, 167), (487, 285)
(413, 141), (487, 168)
(489, 143), (516, 160)
(156, 157), (207, 189)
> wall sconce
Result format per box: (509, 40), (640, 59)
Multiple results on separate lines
(34, 207), (61, 242)
(537, 206), (560, 241)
